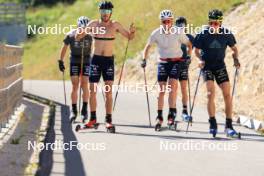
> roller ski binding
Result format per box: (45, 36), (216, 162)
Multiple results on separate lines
(75, 119), (99, 132)
(105, 115), (115, 133)
(209, 118), (218, 138)
(155, 116), (163, 131)
(225, 119), (241, 139)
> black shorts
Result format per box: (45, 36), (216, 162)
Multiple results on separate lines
(70, 63), (90, 77)
(202, 67), (229, 85)
(179, 62), (189, 81)
(89, 55), (114, 83)
(157, 62), (181, 82)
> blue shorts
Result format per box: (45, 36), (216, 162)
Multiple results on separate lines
(157, 62), (181, 82)
(89, 55), (114, 83)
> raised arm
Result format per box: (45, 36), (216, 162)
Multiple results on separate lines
(116, 22), (136, 40)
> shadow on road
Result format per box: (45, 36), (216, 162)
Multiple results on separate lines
(36, 103), (86, 176)
(60, 105), (86, 176)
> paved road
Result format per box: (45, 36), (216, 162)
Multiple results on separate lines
(24, 80), (264, 176)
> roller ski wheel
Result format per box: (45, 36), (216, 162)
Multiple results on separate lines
(210, 128), (218, 138)
(106, 123), (115, 133)
(226, 128), (241, 139)
(75, 124), (81, 132)
(155, 123), (162, 131)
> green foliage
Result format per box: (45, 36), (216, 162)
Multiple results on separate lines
(22, 0), (246, 79)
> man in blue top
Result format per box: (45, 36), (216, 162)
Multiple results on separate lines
(175, 16), (194, 122)
(193, 9), (241, 137)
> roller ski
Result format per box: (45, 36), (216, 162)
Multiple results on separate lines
(75, 120), (100, 132)
(155, 116), (163, 131)
(209, 118), (218, 138)
(225, 119), (241, 139)
(105, 115), (115, 133)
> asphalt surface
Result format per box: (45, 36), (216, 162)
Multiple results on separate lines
(24, 80), (264, 176)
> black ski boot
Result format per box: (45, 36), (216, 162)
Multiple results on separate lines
(155, 116), (163, 131)
(81, 108), (88, 123)
(209, 118), (218, 138)
(105, 114), (115, 133)
(70, 110), (78, 124)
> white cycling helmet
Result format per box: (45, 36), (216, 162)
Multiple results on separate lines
(77, 16), (89, 27)
(159, 10), (174, 20)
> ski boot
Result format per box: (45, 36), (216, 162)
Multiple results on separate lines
(155, 116), (163, 131)
(167, 113), (176, 131)
(70, 110), (78, 124)
(182, 112), (192, 123)
(75, 119), (99, 132)
(225, 119), (241, 139)
(81, 109), (88, 123)
(209, 118), (218, 138)
(105, 115), (115, 133)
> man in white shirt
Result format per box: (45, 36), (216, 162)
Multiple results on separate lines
(141, 10), (192, 131)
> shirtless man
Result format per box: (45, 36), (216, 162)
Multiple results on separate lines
(76, 1), (135, 132)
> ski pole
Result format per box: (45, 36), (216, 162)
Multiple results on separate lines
(187, 76), (192, 118)
(62, 71), (67, 106)
(113, 23), (133, 111)
(186, 69), (202, 133)
(143, 68), (152, 127)
(78, 40), (85, 116)
(231, 68), (239, 102)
